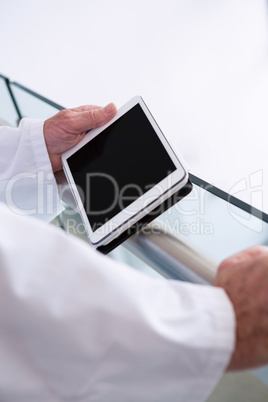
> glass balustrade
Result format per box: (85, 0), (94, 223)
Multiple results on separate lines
(10, 82), (63, 120)
(0, 75), (20, 126)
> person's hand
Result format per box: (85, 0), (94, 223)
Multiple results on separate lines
(214, 246), (268, 371)
(43, 103), (117, 172)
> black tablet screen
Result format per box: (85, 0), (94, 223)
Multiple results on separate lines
(67, 104), (176, 231)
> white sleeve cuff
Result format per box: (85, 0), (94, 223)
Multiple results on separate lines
(3, 119), (63, 221)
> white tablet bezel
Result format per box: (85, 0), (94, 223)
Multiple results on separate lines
(62, 96), (188, 246)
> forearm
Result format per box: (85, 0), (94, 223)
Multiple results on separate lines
(0, 119), (62, 221)
(0, 203), (235, 402)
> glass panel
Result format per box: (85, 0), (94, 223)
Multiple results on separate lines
(10, 83), (62, 120)
(56, 203), (161, 278)
(56, 179), (268, 273)
(157, 183), (268, 263)
(0, 77), (19, 127)
(109, 245), (162, 278)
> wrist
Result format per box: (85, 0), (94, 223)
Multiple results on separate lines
(48, 153), (62, 172)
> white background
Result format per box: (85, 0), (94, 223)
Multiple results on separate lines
(1, 0), (268, 212)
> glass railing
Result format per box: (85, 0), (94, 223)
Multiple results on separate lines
(0, 75), (21, 126)
(10, 81), (64, 120)
(57, 168), (268, 284)
(1, 74), (268, 397)
(0, 74), (63, 125)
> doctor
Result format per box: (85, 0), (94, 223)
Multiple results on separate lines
(0, 104), (267, 402)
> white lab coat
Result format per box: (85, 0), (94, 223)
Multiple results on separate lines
(0, 119), (235, 402)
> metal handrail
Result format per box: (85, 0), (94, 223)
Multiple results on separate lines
(125, 222), (218, 284)
(55, 171), (218, 284)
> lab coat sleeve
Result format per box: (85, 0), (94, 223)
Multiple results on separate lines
(0, 119), (62, 221)
(0, 202), (235, 402)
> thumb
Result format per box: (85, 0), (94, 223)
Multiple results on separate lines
(79, 103), (117, 131)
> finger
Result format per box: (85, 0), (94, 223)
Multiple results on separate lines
(70, 105), (103, 112)
(218, 245), (268, 271)
(76, 103), (117, 131)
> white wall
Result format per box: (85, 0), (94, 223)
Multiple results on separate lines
(1, 0), (268, 211)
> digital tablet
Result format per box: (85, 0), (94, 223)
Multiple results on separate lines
(62, 96), (188, 246)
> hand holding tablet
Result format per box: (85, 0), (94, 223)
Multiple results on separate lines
(62, 96), (188, 246)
